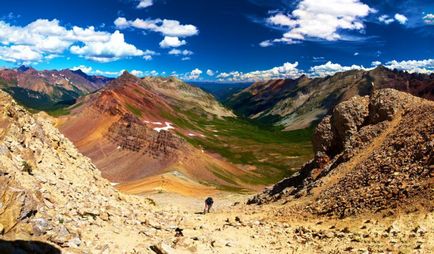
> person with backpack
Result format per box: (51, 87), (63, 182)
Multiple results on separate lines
(204, 197), (214, 214)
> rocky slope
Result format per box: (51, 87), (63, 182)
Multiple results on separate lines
(1, 89), (432, 254)
(227, 66), (434, 130)
(0, 66), (110, 110)
(0, 90), (158, 252)
(249, 89), (433, 219)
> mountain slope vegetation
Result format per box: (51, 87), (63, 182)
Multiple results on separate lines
(56, 72), (313, 192)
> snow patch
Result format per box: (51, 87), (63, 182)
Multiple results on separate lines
(154, 122), (174, 132)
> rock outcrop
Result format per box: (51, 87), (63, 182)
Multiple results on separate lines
(249, 89), (434, 218)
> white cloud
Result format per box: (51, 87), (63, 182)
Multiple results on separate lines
(114, 17), (198, 49)
(309, 61), (365, 77)
(131, 70), (144, 77)
(0, 45), (42, 64)
(0, 19), (147, 64)
(217, 62), (302, 81)
(423, 13), (434, 25)
(142, 49), (157, 60)
(384, 59), (434, 74)
(168, 49), (193, 56)
(262, 0), (374, 46)
(378, 15), (394, 25)
(115, 17), (198, 37)
(354, 52), (359, 56)
(114, 17), (129, 29)
(185, 68), (202, 80)
(259, 40), (273, 47)
(70, 65), (93, 74)
(159, 36), (186, 48)
(94, 70), (124, 77)
(267, 13), (296, 27)
(206, 69), (215, 76)
(181, 57), (191, 61)
(371, 61), (382, 66)
(394, 13), (408, 24)
(70, 31), (145, 62)
(137, 0), (153, 9)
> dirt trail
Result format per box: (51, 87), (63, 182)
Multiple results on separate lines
(139, 191), (433, 254)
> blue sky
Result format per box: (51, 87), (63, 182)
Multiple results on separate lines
(0, 0), (433, 81)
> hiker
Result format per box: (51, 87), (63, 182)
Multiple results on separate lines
(204, 197), (214, 214)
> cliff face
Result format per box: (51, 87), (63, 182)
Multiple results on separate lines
(249, 89), (434, 218)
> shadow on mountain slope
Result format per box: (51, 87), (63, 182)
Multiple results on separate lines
(0, 240), (61, 254)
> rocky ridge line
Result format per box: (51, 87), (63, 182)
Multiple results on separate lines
(249, 89), (434, 218)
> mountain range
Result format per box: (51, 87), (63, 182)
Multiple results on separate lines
(1, 82), (432, 253)
(227, 66), (434, 130)
(1, 65), (433, 194)
(53, 71), (312, 194)
(0, 66), (111, 112)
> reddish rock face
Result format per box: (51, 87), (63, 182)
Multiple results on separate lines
(250, 89), (434, 218)
(57, 72), (240, 186)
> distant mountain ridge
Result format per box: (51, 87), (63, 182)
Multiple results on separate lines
(0, 66), (111, 110)
(227, 66), (434, 130)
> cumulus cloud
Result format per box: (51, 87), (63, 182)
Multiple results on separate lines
(217, 62), (302, 81)
(0, 19), (148, 64)
(114, 17), (198, 48)
(0, 45), (42, 64)
(131, 70), (144, 77)
(371, 61), (382, 66)
(184, 68), (202, 80)
(378, 15), (394, 25)
(70, 65), (93, 74)
(309, 61), (366, 77)
(378, 13), (408, 25)
(262, 0), (374, 46)
(142, 49), (158, 60)
(423, 13), (434, 25)
(137, 0), (153, 9)
(70, 31), (145, 62)
(206, 69), (215, 76)
(394, 13), (408, 24)
(384, 59), (434, 74)
(159, 36), (186, 48)
(168, 49), (193, 56)
(116, 18), (198, 37)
